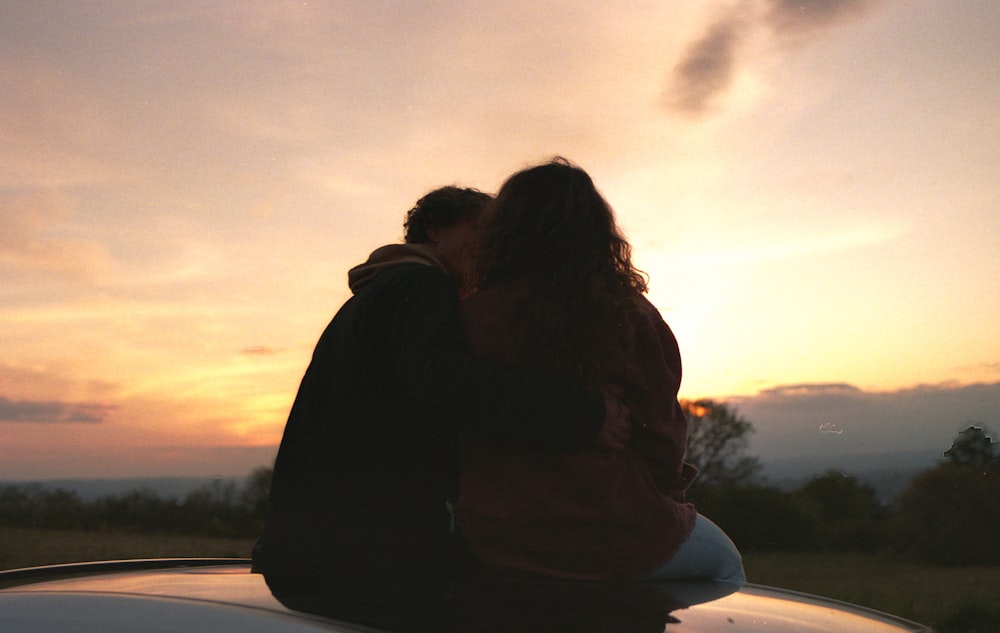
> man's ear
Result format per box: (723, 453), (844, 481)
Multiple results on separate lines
(425, 226), (441, 244)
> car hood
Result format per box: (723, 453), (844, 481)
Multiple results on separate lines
(0, 559), (934, 633)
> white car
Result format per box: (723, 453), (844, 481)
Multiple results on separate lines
(0, 558), (935, 632)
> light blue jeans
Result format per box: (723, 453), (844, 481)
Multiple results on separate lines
(644, 514), (746, 584)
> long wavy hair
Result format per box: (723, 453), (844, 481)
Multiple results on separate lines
(473, 158), (648, 385)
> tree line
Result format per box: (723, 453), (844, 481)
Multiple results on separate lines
(1, 401), (996, 566)
(683, 400), (1000, 566)
(0, 467), (271, 539)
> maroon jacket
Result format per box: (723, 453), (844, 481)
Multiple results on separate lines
(457, 282), (698, 581)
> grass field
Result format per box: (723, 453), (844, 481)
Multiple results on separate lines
(0, 526), (257, 571)
(742, 551), (1000, 631)
(3, 527), (998, 631)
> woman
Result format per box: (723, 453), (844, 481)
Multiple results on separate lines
(457, 159), (745, 583)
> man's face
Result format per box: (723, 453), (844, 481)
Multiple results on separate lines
(430, 218), (477, 290)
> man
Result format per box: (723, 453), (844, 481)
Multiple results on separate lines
(254, 187), (628, 596)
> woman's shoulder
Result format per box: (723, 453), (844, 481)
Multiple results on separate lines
(459, 282), (534, 356)
(630, 295), (676, 335)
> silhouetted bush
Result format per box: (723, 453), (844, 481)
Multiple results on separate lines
(683, 399), (762, 495)
(690, 482), (818, 552)
(794, 470), (888, 553)
(893, 462), (1000, 565)
(0, 468), (272, 538)
(0, 485), (91, 529)
(934, 599), (1000, 633)
(92, 489), (181, 532)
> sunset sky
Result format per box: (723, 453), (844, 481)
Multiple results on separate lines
(2, 1), (997, 480)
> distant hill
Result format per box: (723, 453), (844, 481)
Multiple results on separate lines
(761, 448), (943, 503)
(3, 448), (945, 506)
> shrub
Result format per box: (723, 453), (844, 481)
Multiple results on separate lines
(893, 463), (1000, 565)
(691, 483), (817, 552)
(794, 470), (888, 553)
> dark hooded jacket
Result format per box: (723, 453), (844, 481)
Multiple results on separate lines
(254, 244), (603, 587)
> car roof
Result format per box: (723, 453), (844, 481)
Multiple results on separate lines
(0, 559), (934, 632)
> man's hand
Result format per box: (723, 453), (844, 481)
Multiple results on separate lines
(595, 385), (631, 452)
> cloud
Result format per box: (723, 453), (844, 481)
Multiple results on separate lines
(757, 382), (866, 399)
(663, 0), (883, 118)
(764, 0), (881, 39)
(0, 362), (121, 414)
(0, 396), (114, 423)
(663, 14), (749, 117)
(240, 346), (285, 356)
(728, 380), (1000, 462)
(0, 190), (114, 281)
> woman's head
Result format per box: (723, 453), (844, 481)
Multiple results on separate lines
(473, 158), (648, 383)
(475, 158), (646, 295)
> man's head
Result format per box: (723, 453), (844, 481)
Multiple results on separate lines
(404, 186), (492, 291)
(403, 186), (492, 245)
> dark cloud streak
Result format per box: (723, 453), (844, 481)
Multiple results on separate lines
(764, 0), (880, 37)
(663, 14), (747, 117)
(0, 396), (112, 423)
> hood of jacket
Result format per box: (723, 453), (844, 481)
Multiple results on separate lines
(347, 243), (449, 293)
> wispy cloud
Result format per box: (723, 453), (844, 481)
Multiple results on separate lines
(0, 191), (114, 281)
(0, 396), (113, 423)
(240, 346), (285, 357)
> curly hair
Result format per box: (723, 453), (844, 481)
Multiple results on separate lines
(473, 158), (648, 385)
(403, 186), (493, 244)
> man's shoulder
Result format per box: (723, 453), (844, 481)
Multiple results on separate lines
(348, 244), (447, 291)
(368, 260), (451, 285)
(356, 262), (456, 306)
